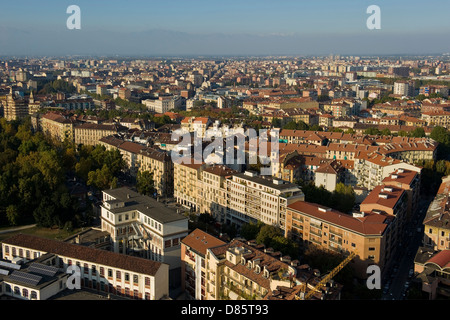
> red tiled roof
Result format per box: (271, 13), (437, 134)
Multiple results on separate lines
(181, 229), (226, 256)
(2, 234), (163, 276)
(287, 201), (390, 235)
(426, 250), (450, 270)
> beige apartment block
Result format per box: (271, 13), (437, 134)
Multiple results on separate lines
(285, 201), (394, 279)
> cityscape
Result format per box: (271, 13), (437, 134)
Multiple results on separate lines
(0, 0), (449, 311)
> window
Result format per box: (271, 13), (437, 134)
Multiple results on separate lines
(133, 275), (138, 285)
(84, 263), (89, 274)
(369, 247), (376, 251)
(145, 292), (151, 300)
(5, 284), (11, 293)
(14, 286), (20, 295)
(108, 269), (113, 278)
(19, 249), (23, 257)
(92, 265), (96, 276)
(31, 291), (37, 300)
(116, 271), (121, 280)
(4, 246), (9, 254)
(442, 231), (445, 237)
(125, 273), (130, 282)
(145, 277), (150, 287)
(165, 240), (171, 248)
(429, 229), (432, 234)
(12, 247), (16, 256)
(173, 238), (179, 246)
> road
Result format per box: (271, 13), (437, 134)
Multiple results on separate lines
(382, 197), (430, 300)
(0, 224), (37, 235)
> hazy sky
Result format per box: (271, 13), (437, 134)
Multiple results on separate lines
(1, 0), (449, 56)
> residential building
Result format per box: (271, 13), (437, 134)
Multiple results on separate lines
(226, 171), (304, 230)
(4, 87), (28, 121)
(174, 160), (206, 212)
(205, 238), (342, 300)
(143, 95), (182, 113)
(422, 176), (450, 251)
(382, 168), (421, 222)
(74, 122), (127, 146)
(198, 165), (238, 223)
(353, 152), (421, 191)
(181, 229), (226, 300)
(285, 201), (394, 279)
(414, 247), (450, 299)
(39, 112), (75, 143)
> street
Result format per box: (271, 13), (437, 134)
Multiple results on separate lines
(382, 197), (430, 300)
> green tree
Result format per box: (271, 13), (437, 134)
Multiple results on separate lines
(240, 221), (264, 241)
(136, 170), (155, 196)
(256, 225), (283, 247)
(410, 127), (425, 138)
(6, 204), (20, 226)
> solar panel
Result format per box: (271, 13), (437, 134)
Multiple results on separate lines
(9, 271), (42, 286)
(0, 261), (21, 270)
(28, 263), (58, 277)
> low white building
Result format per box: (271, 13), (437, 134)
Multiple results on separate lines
(1, 234), (169, 300)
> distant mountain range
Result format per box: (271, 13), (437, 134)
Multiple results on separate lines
(0, 26), (449, 57)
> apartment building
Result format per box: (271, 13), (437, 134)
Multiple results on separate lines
(360, 185), (409, 261)
(393, 81), (415, 97)
(422, 111), (450, 128)
(422, 176), (450, 251)
(181, 229), (226, 300)
(39, 112), (75, 143)
(285, 201), (394, 279)
(414, 247), (450, 299)
(74, 122), (128, 146)
(99, 135), (146, 176)
(143, 95), (182, 114)
(180, 116), (212, 138)
(198, 165), (238, 223)
(382, 168), (421, 222)
(4, 87), (28, 121)
(226, 171), (305, 230)
(174, 160), (206, 212)
(353, 152), (421, 191)
(205, 238), (342, 300)
(1, 233), (169, 300)
(100, 187), (188, 286)
(137, 147), (174, 197)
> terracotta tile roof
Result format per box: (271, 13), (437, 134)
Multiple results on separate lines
(425, 250), (450, 270)
(288, 201), (390, 235)
(2, 234), (163, 276)
(181, 229), (226, 257)
(360, 185), (406, 211)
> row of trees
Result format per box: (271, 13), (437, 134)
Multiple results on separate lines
(300, 182), (356, 214)
(0, 117), (128, 229)
(0, 118), (78, 228)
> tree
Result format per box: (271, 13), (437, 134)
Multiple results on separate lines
(136, 170), (155, 196)
(256, 225), (283, 247)
(411, 127), (425, 138)
(240, 221), (264, 241)
(6, 204), (19, 226)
